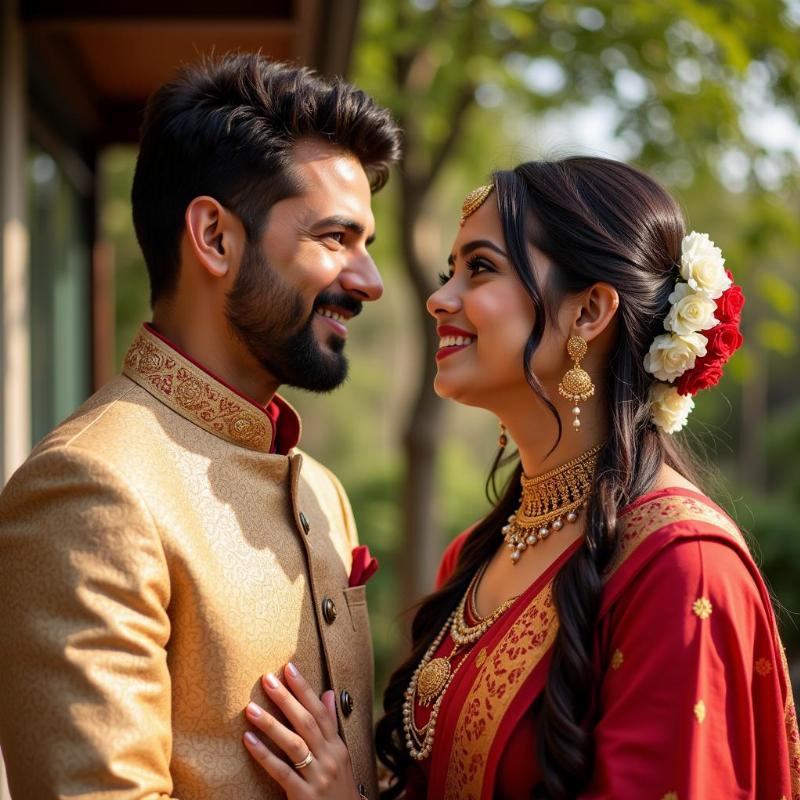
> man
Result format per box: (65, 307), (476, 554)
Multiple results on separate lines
(0, 53), (400, 799)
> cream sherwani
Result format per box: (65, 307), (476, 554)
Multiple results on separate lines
(0, 324), (377, 799)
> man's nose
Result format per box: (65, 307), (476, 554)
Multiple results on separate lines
(340, 252), (384, 302)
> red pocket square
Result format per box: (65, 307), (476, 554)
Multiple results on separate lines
(349, 545), (379, 587)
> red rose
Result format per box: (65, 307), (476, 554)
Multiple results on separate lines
(677, 355), (725, 396)
(704, 323), (743, 361)
(715, 281), (745, 325)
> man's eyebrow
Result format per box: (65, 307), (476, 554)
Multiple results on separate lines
(313, 215), (376, 246)
(460, 239), (508, 259)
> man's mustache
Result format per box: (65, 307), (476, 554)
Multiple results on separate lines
(313, 292), (363, 319)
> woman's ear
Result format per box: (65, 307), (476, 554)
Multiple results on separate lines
(574, 282), (619, 342)
(184, 196), (245, 279)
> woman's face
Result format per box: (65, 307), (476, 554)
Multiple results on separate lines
(426, 197), (566, 411)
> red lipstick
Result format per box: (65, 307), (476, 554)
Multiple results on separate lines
(437, 325), (476, 338)
(436, 325), (477, 361)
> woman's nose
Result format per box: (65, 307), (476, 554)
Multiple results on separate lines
(426, 283), (462, 319)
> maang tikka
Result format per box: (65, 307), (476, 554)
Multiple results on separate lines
(557, 335), (595, 431)
(460, 184), (494, 226)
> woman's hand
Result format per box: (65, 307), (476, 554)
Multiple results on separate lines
(243, 662), (360, 800)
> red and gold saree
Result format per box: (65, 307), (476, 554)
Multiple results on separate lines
(408, 488), (799, 799)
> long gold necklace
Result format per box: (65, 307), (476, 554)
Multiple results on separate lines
(403, 564), (519, 760)
(502, 443), (602, 564)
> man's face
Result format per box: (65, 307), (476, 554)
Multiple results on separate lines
(225, 139), (381, 393)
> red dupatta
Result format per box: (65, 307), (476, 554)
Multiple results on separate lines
(426, 488), (800, 799)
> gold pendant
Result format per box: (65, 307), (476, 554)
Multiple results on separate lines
(417, 657), (451, 707)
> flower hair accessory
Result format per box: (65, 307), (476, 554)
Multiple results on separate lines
(644, 232), (745, 434)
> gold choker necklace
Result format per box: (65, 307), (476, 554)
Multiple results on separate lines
(502, 444), (602, 564)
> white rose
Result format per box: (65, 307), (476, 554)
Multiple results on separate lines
(650, 382), (695, 434)
(664, 282), (719, 335)
(680, 231), (731, 300)
(643, 331), (707, 382)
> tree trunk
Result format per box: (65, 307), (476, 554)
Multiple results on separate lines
(399, 168), (444, 608)
(389, 14), (478, 609)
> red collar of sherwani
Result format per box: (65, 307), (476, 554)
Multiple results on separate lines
(122, 323), (301, 455)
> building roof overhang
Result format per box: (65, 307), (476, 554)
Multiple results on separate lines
(21, 0), (360, 144)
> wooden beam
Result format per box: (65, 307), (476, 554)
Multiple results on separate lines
(26, 27), (102, 141)
(20, 0), (293, 21)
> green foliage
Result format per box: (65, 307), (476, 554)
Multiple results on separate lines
(358, 0), (800, 174)
(724, 404), (800, 652)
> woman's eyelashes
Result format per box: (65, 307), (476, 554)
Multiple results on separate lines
(465, 255), (495, 276)
(438, 256), (496, 285)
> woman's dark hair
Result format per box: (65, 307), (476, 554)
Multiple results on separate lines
(376, 157), (703, 798)
(131, 52), (401, 305)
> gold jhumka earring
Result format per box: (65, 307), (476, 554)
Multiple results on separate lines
(557, 335), (595, 432)
(459, 184), (494, 226)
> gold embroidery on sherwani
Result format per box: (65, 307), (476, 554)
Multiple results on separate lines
(610, 648), (624, 669)
(123, 327), (290, 453)
(692, 596), (713, 619)
(661, 793), (679, 800)
(442, 492), (747, 798)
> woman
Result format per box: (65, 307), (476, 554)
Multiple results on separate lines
(241, 157), (799, 798)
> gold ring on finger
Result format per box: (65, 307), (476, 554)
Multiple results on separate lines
(293, 750), (314, 770)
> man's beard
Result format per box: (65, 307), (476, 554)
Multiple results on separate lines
(225, 243), (361, 393)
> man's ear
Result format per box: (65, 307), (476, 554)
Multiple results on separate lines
(573, 282), (620, 343)
(184, 196), (245, 279)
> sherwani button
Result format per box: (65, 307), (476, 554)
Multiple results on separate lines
(299, 512), (310, 534)
(340, 689), (354, 716)
(322, 597), (338, 624)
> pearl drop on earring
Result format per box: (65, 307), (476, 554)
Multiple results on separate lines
(572, 405), (581, 430)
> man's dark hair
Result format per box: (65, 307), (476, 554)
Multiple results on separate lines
(131, 52), (401, 305)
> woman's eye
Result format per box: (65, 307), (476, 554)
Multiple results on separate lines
(437, 271), (452, 286)
(465, 257), (494, 276)
(325, 232), (345, 244)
